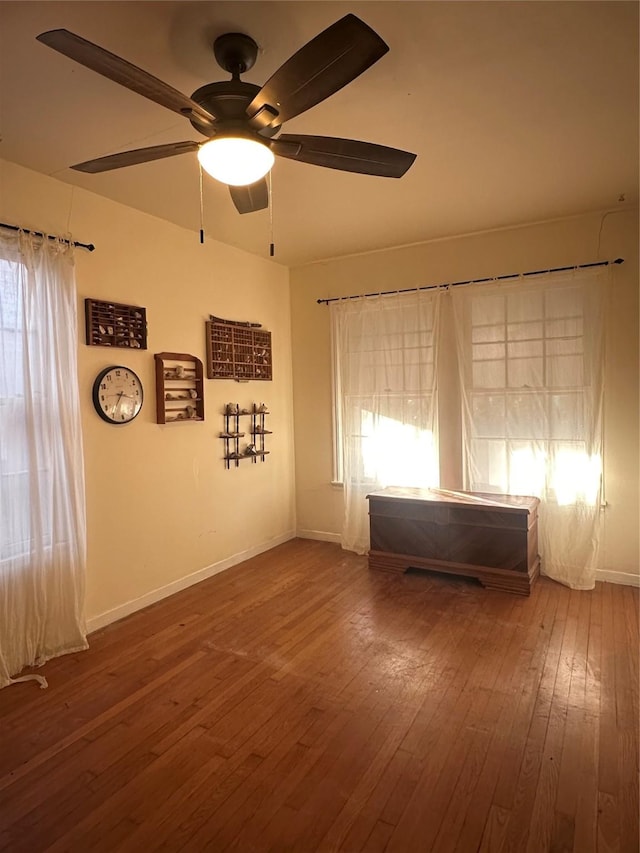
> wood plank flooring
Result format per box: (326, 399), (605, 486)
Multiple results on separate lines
(0, 538), (637, 852)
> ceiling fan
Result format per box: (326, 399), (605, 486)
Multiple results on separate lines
(36, 14), (416, 215)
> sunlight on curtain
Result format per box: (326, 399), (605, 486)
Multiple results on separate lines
(331, 289), (441, 554)
(360, 411), (438, 487)
(0, 230), (88, 689)
(451, 267), (608, 589)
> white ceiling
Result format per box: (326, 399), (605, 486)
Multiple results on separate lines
(1, 1), (638, 267)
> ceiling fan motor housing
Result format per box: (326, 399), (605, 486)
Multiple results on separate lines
(189, 80), (280, 139)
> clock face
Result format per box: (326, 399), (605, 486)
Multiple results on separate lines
(92, 366), (143, 424)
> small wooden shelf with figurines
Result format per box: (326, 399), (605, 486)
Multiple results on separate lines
(154, 352), (204, 424)
(206, 315), (272, 381)
(85, 298), (147, 349)
(221, 402), (271, 467)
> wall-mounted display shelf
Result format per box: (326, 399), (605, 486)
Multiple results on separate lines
(206, 315), (272, 381)
(154, 352), (204, 424)
(221, 402), (271, 468)
(85, 298), (147, 349)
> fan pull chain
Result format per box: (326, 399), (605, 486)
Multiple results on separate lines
(268, 170), (275, 257)
(198, 162), (205, 244)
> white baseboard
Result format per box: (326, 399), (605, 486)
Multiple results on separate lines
(86, 530), (296, 634)
(296, 528), (342, 544)
(596, 569), (640, 587)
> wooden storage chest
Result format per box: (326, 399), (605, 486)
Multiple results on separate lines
(367, 487), (540, 595)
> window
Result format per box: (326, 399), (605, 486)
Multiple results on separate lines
(331, 291), (440, 488)
(453, 273), (606, 507)
(0, 258), (33, 560)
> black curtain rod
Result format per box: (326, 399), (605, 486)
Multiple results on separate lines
(317, 258), (624, 305)
(0, 222), (95, 252)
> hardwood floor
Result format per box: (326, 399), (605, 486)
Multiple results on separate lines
(0, 538), (637, 852)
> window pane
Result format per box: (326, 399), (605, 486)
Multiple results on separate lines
(473, 359), (506, 388)
(547, 354), (583, 387)
(468, 438), (507, 491)
(548, 392), (584, 440)
(507, 320), (543, 341)
(472, 323), (504, 343)
(508, 355), (543, 388)
(506, 393), (545, 439)
(471, 393), (506, 437)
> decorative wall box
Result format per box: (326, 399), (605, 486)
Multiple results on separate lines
(85, 298), (147, 349)
(154, 352), (204, 424)
(206, 315), (272, 381)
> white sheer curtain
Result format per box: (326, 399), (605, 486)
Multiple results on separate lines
(331, 290), (442, 554)
(451, 267), (608, 589)
(0, 230), (88, 689)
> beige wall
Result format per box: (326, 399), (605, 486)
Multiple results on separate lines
(290, 208), (639, 582)
(0, 159), (295, 627)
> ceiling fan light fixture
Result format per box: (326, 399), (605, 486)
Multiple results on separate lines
(197, 136), (274, 186)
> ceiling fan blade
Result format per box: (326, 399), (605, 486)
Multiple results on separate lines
(229, 179), (269, 214)
(36, 29), (217, 127)
(247, 15), (388, 127)
(271, 135), (416, 178)
(71, 141), (200, 173)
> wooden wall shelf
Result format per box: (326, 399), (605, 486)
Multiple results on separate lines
(206, 316), (272, 381)
(85, 298), (147, 349)
(221, 403), (271, 467)
(154, 352), (204, 424)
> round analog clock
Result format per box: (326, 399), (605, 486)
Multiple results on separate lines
(92, 365), (143, 424)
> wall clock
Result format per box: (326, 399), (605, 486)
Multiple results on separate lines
(92, 365), (143, 424)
